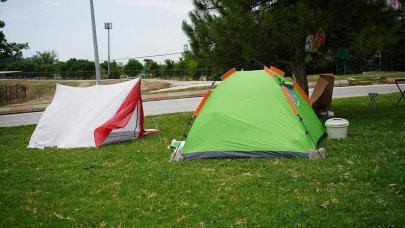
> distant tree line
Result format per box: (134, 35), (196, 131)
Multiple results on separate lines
(1, 49), (214, 80)
(0, 0), (212, 81)
(2, 0), (405, 87)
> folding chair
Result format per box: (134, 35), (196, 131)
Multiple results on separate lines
(394, 79), (405, 107)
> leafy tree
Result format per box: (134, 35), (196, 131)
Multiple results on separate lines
(31, 50), (58, 65)
(162, 59), (175, 77)
(65, 58), (94, 71)
(143, 59), (160, 77)
(183, 48), (206, 80)
(5, 58), (38, 72)
(368, 1), (404, 71)
(100, 60), (122, 79)
(157, 59), (176, 78)
(124, 59), (143, 77)
(173, 48), (209, 80)
(164, 59), (175, 70)
(0, 6), (29, 69)
(54, 61), (67, 73)
(183, 0), (403, 93)
(173, 57), (187, 79)
(64, 58), (95, 79)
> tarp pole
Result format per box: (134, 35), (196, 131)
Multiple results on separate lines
(89, 0), (101, 85)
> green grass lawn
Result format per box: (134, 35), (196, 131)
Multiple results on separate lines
(0, 94), (404, 226)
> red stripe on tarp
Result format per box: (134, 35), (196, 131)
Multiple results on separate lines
(270, 66), (285, 76)
(281, 86), (298, 115)
(220, 68), (236, 81)
(264, 66), (275, 78)
(193, 90), (212, 118)
(294, 82), (311, 104)
(94, 80), (145, 147)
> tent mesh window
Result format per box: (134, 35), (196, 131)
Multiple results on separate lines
(285, 86), (300, 106)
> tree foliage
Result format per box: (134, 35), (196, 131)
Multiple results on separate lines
(31, 50), (58, 65)
(62, 58), (90, 72)
(5, 59), (38, 72)
(124, 59), (143, 77)
(143, 59), (160, 76)
(100, 60), (122, 79)
(62, 58), (95, 79)
(183, 0), (404, 93)
(0, 18), (29, 69)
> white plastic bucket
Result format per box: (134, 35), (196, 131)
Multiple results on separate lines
(325, 118), (349, 139)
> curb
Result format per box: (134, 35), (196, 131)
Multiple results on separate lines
(0, 90), (208, 115)
(143, 90), (206, 102)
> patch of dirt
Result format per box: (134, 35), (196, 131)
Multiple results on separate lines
(141, 80), (171, 93)
(1, 79), (80, 107)
(0, 78), (212, 107)
(77, 81), (93, 87)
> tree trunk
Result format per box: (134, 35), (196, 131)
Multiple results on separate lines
(291, 48), (308, 95)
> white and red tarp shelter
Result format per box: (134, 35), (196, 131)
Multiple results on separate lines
(28, 79), (145, 149)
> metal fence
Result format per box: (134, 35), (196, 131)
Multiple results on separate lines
(0, 84), (27, 105)
(0, 69), (220, 81)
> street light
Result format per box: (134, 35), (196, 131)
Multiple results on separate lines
(105, 22), (112, 78)
(89, 0), (101, 84)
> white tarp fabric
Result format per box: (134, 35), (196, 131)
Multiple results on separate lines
(28, 78), (143, 149)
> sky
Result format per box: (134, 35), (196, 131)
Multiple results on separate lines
(0, 0), (194, 64)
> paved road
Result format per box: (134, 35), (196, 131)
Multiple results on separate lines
(0, 84), (400, 128)
(327, 84), (399, 98)
(0, 111), (44, 128)
(144, 97), (202, 116)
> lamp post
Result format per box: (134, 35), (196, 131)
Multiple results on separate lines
(89, 0), (101, 85)
(105, 22), (112, 79)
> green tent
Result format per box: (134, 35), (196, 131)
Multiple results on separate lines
(173, 66), (326, 160)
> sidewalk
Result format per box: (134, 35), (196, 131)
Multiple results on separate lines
(0, 79), (350, 115)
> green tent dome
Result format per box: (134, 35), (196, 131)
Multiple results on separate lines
(178, 67), (325, 160)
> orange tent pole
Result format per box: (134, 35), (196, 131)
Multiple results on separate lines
(193, 90), (212, 118)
